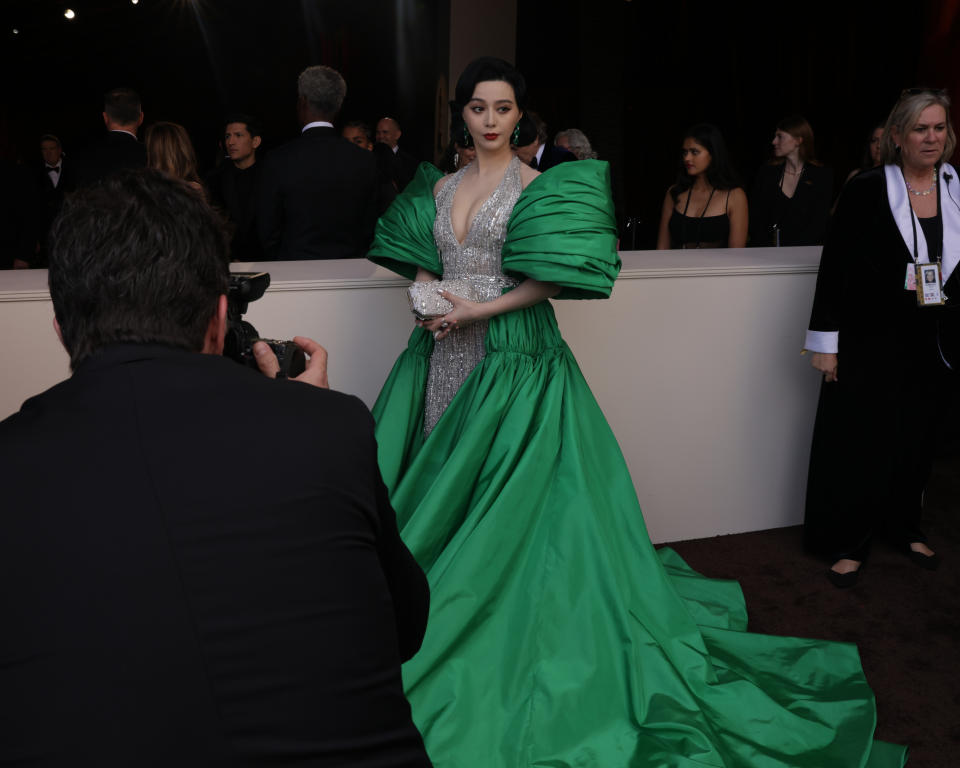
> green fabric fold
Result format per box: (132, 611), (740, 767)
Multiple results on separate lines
(368, 159), (621, 299)
(503, 159), (621, 299)
(368, 162), (445, 279)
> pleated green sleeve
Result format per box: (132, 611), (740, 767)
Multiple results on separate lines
(502, 159), (621, 300)
(367, 162), (446, 280)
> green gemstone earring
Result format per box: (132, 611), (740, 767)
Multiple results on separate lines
(462, 123), (474, 149)
(511, 123), (520, 146)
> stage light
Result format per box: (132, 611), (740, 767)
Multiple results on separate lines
(12, 28), (19, 34)
(131, 0), (139, 4)
(64, 8), (76, 19)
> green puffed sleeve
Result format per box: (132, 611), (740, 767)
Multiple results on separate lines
(367, 162), (445, 279)
(502, 159), (621, 299)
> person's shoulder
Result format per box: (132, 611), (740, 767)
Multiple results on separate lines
(833, 165), (884, 216)
(518, 162), (540, 190)
(727, 186), (748, 203)
(433, 171), (457, 197)
(844, 164), (884, 192)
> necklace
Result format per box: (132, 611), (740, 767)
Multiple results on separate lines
(905, 170), (937, 196)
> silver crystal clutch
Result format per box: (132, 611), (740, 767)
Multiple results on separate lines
(407, 279), (478, 321)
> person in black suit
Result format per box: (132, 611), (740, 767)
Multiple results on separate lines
(32, 134), (75, 268)
(0, 169), (432, 767)
(205, 113), (264, 261)
(511, 111), (576, 171)
(75, 87), (147, 188)
(376, 117), (419, 191)
(802, 89), (957, 588)
(258, 66), (378, 260)
(749, 115), (833, 247)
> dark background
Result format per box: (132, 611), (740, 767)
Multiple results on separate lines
(2, 0), (957, 249)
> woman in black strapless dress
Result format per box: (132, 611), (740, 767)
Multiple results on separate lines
(656, 123), (748, 249)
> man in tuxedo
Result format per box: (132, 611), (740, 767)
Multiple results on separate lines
(512, 111), (576, 172)
(75, 87), (146, 187)
(258, 66), (378, 260)
(0, 169), (432, 766)
(205, 114), (264, 262)
(376, 117), (418, 190)
(34, 134), (75, 267)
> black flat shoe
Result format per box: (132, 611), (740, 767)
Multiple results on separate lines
(827, 566), (860, 588)
(906, 548), (941, 571)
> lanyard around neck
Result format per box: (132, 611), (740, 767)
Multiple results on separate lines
(905, 164), (943, 264)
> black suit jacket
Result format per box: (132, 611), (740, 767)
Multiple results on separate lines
(809, 166), (960, 362)
(535, 145), (576, 172)
(392, 147), (419, 191)
(34, 160), (76, 266)
(0, 344), (431, 766)
(206, 161), (265, 262)
(258, 126), (379, 260)
(749, 163), (834, 246)
(75, 130), (147, 188)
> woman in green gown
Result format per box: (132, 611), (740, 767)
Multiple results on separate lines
(367, 57), (906, 768)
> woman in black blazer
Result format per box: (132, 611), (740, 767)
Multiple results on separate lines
(750, 115), (833, 246)
(803, 88), (959, 587)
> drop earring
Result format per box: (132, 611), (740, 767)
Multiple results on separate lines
(462, 123), (474, 149)
(511, 123), (520, 146)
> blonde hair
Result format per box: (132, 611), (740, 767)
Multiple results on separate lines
(879, 88), (957, 166)
(145, 122), (201, 186)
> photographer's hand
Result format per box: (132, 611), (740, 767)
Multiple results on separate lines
(254, 336), (329, 389)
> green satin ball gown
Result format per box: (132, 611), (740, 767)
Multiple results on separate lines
(367, 158), (906, 768)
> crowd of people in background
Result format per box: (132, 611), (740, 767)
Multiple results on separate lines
(0, 65), (928, 270)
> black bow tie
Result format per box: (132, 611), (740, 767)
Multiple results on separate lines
(46, 166), (60, 174)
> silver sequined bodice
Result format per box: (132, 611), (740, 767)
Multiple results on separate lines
(423, 157), (523, 436)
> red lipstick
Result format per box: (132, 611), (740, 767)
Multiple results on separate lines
(484, 133), (498, 140)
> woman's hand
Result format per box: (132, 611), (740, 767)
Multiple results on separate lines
(419, 290), (486, 340)
(811, 352), (838, 382)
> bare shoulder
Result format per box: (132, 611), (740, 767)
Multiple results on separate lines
(518, 163), (540, 190)
(433, 173), (456, 197)
(728, 186), (748, 205)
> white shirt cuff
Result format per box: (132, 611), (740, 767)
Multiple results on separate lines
(804, 330), (838, 353)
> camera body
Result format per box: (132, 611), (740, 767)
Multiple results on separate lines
(223, 272), (306, 378)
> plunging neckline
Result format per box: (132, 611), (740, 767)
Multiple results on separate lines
(448, 157), (518, 247)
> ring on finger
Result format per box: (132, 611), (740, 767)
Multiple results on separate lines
(441, 321), (449, 329)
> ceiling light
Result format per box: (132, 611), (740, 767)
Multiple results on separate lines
(64, 8), (76, 19)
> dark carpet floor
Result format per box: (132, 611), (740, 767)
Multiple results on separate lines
(659, 448), (960, 768)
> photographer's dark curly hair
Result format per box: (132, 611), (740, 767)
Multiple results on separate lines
(670, 123), (742, 202)
(48, 169), (230, 369)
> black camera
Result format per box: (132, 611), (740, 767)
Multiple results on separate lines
(223, 272), (306, 378)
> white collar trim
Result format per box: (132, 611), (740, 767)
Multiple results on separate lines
(885, 162), (960, 282)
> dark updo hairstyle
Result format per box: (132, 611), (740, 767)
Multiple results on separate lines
(453, 57), (527, 116)
(670, 122), (742, 202)
(450, 57), (526, 150)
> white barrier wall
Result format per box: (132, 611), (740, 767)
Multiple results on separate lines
(0, 248), (822, 543)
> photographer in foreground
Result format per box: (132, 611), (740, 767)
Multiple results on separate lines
(0, 169), (431, 767)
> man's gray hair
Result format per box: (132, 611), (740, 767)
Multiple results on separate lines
(298, 65), (347, 118)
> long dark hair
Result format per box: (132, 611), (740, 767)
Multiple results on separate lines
(670, 123), (741, 202)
